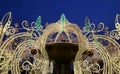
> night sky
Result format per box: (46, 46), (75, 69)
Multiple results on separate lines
(0, 0), (120, 30)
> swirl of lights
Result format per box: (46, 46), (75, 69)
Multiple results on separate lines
(110, 14), (120, 40)
(0, 12), (120, 74)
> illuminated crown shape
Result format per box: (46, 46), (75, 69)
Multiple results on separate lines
(0, 12), (120, 74)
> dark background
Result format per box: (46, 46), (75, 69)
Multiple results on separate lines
(0, 0), (120, 30)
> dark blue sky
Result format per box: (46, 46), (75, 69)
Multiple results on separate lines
(0, 0), (120, 29)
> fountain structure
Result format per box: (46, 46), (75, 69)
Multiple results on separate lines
(0, 12), (120, 74)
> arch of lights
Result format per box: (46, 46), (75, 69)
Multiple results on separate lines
(0, 12), (120, 74)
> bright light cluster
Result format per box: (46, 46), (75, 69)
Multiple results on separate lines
(0, 12), (120, 74)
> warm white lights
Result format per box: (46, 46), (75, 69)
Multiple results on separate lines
(0, 12), (120, 74)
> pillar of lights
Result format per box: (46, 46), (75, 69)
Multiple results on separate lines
(0, 12), (120, 74)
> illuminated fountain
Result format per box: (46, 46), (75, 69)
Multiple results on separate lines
(0, 12), (120, 74)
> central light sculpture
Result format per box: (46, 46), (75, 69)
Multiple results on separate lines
(0, 12), (120, 74)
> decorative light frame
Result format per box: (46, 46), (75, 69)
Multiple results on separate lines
(0, 12), (120, 74)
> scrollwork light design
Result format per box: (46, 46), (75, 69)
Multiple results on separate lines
(0, 12), (119, 74)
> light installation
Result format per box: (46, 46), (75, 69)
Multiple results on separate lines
(0, 12), (120, 74)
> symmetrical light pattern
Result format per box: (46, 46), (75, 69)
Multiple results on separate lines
(0, 12), (120, 74)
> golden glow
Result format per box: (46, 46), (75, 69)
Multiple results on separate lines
(0, 12), (120, 74)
